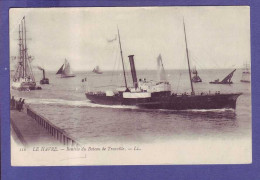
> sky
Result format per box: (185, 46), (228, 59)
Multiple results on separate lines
(9, 7), (250, 71)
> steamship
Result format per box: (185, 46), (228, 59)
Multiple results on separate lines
(85, 21), (242, 110)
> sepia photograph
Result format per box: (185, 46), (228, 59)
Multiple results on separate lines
(9, 6), (251, 166)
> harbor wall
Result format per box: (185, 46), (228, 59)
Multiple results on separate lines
(25, 106), (81, 146)
(11, 99), (81, 146)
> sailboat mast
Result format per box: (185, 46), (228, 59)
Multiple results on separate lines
(183, 19), (194, 94)
(117, 27), (128, 89)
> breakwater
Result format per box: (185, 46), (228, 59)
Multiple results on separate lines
(26, 106), (81, 146)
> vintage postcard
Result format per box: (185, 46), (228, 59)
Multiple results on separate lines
(9, 6), (251, 166)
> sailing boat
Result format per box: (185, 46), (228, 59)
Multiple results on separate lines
(191, 67), (202, 83)
(240, 62), (250, 83)
(11, 17), (41, 91)
(210, 69), (236, 84)
(85, 21), (241, 110)
(56, 59), (76, 78)
(92, 66), (103, 74)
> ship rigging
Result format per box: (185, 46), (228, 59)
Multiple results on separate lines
(85, 20), (242, 110)
(12, 16), (41, 91)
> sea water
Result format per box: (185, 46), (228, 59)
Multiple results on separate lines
(10, 69), (251, 144)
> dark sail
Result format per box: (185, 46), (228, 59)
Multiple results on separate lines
(56, 59), (75, 78)
(56, 64), (64, 74)
(221, 69), (236, 83)
(210, 69), (236, 84)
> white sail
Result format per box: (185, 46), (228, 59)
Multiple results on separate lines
(93, 65), (103, 74)
(57, 59), (75, 78)
(63, 59), (73, 75)
(157, 54), (167, 82)
(96, 66), (100, 71)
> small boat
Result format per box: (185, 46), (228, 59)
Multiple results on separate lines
(85, 21), (242, 110)
(56, 59), (76, 78)
(191, 67), (202, 83)
(11, 16), (41, 91)
(240, 62), (250, 83)
(38, 66), (49, 84)
(93, 66), (103, 74)
(210, 69), (236, 84)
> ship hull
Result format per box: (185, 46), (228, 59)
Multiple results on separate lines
(60, 74), (76, 78)
(209, 82), (233, 84)
(93, 71), (103, 74)
(86, 93), (241, 110)
(192, 80), (202, 83)
(191, 76), (202, 83)
(240, 80), (250, 83)
(11, 81), (41, 91)
(40, 78), (49, 84)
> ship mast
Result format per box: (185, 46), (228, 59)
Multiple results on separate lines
(18, 25), (22, 80)
(117, 27), (128, 90)
(21, 19), (25, 78)
(23, 17), (28, 79)
(183, 19), (194, 95)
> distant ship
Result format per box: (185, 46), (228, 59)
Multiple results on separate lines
(11, 16), (41, 91)
(56, 59), (76, 78)
(210, 69), (236, 84)
(191, 67), (202, 83)
(85, 21), (241, 110)
(241, 62), (250, 83)
(92, 66), (103, 74)
(38, 66), (49, 84)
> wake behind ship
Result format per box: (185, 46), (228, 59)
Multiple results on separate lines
(85, 21), (242, 110)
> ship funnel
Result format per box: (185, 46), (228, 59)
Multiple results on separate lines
(128, 55), (138, 89)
